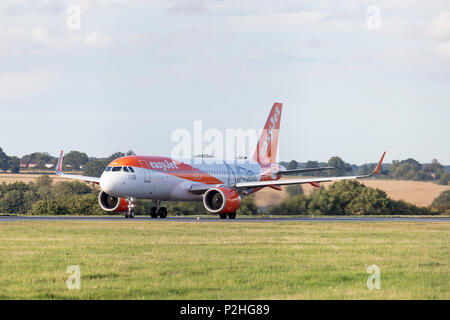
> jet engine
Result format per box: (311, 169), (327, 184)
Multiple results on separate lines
(203, 187), (241, 213)
(98, 191), (129, 212)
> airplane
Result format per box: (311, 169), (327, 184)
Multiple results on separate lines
(56, 102), (386, 219)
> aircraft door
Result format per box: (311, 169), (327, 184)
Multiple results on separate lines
(139, 160), (151, 183)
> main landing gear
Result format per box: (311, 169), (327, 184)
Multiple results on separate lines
(125, 197), (136, 219)
(150, 200), (167, 219)
(219, 212), (236, 219)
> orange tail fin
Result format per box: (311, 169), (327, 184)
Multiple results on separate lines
(253, 102), (283, 165)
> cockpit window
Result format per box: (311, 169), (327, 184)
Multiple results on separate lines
(111, 166), (121, 172)
(105, 166), (111, 172)
(128, 167), (134, 173)
(123, 166), (129, 172)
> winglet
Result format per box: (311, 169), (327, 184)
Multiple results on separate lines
(373, 151), (386, 175)
(56, 150), (64, 173)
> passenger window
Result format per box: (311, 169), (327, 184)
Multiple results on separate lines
(123, 167), (129, 172)
(112, 167), (121, 172)
(105, 167), (111, 172)
(129, 167), (134, 173)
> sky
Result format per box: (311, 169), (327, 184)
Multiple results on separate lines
(0, 0), (449, 164)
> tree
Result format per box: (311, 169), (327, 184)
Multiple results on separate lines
(358, 163), (376, 175)
(36, 175), (53, 199)
(305, 161), (319, 169)
(424, 159), (444, 174)
(439, 172), (450, 186)
(8, 156), (20, 173)
(279, 161), (289, 168)
(327, 180), (365, 212)
(414, 171), (433, 181)
(389, 199), (425, 215)
(23, 189), (39, 212)
(286, 160), (298, 170)
(268, 194), (310, 215)
(126, 150), (136, 156)
(52, 181), (92, 198)
(31, 199), (66, 215)
(346, 187), (390, 215)
(389, 158), (422, 180)
(0, 190), (23, 213)
(327, 156), (353, 176)
(22, 152), (53, 169)
(286, 184), (304, 196)
(0, 147), (9, 173)
(239, 196), (258, 215)
(83, 159), (109, 177)
(305, 161), (321, 176)
(108, 152), (126, 161)
(431, 190), (450, 214)
(64, 151), (89, 170)
(308, 188), (339, 215)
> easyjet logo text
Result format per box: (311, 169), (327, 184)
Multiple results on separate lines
(149, 160), (178, 171)
(260, 106), (281, 158)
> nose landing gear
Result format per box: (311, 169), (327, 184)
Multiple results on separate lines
(124, 197), (136, 219)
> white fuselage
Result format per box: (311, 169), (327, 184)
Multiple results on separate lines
(99, 157), (282, 201)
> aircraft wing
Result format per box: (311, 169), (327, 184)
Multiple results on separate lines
(55, 151), (101, 184)
(235, 152), (386, 189)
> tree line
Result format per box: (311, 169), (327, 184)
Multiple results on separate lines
(280, 157), (450, 185)
(1, 146), (449, 185)
(0, 176), (448, 215)
(0, 147), (136, 176)
(266, 181), (448, 215)
(0, 176), (103, 215)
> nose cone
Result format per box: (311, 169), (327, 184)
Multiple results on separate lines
(100, 172), (120, 196)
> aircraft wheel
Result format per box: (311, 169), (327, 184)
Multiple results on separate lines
(129, 210), (135, 219)
(219, 213), (227, 219)
(124, 213), (130, 219)
(158, 207), (168, 218)
(228, 212), (236, 219)
(150, 207), (158, 218)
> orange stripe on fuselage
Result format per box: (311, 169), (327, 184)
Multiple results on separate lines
(109, 156), (224, 185)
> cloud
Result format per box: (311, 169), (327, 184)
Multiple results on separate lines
(0, 0), (65, 15)
(382, 48), (417, 61)
(167, 0), (207, 15)
(84, 32), (114, 45)
(30, 27), (49, 44)
(228, 11), (330, 30)
(435, 40), (450, 59)
(423, 11), (450, 40)
(0, 70), (54, 100)
(0, 27), (52, 53)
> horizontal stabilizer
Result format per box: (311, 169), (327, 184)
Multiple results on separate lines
(278, 167), (335, 175)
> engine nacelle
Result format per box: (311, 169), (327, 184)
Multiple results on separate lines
(203, 187), (241, 213)
(98, 191), (129, 212)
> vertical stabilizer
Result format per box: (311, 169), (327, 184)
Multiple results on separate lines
(253, 102), (283, 165)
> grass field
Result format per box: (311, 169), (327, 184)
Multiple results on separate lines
(0, 173), (67, 184)
(0, 220), (448, 299)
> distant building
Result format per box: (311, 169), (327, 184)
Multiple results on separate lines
(20, 160), (38, 168)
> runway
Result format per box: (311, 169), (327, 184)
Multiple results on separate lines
(0, 215), (449, 222)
